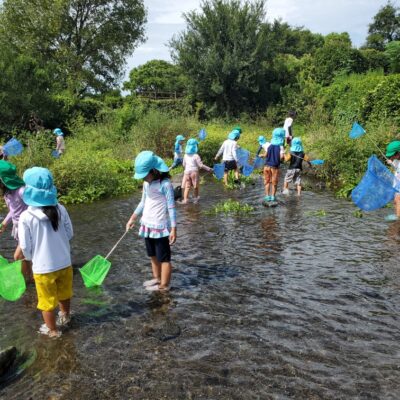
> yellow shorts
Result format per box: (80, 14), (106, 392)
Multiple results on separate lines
(34, 266), (73, 311)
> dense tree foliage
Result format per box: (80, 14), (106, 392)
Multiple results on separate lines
(124, 60), (187, 95)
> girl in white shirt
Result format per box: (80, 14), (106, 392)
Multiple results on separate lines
(180, 139), (212, 204)
(215, 130), (240, 185)
(18, 167), (73, 338)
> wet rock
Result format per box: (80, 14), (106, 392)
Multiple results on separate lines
(0, 347), (17, 376)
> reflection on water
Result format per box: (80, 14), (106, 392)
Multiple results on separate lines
(1, 174), (400, 399)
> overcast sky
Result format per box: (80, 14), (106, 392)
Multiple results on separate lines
(124, 0), (393, 79)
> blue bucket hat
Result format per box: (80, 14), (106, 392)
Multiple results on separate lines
(22, 167), (58, 207)
(134, 151), (169, 180)
(271, 128), (285, 146)
(228, 130), (240, 140)
(258, 135), (267, 146)
(175, 135), (185, 143)
(290, 137), (304, 152)
(185, 138), (199, 155)
(53, 128), (64, 136)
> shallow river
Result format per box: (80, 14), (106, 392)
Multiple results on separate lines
(1, 174), (400, 399)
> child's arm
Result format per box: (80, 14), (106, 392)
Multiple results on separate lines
(280, 146), (285, 160)
(196, 155), (212, 172)
(232, 143), (238, 162)
(126, 186), (146, 231)
(215, 143), (225, 160)
(162, 181), (177, 244)
(256, 145), (263, 156)
(61, 206), (73, 240)
(17, 215), (32, 261)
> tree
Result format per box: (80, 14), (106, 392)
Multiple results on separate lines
(124, 60), (187, 95)
(312, 33), (366, 86)
(365, 2), (400, 50)
(170, 0), (272, 117)
(0, 0), (147, 96)
(385, 40), (400, 72)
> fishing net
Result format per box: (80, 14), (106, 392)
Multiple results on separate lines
(0, 260), (26, 301)
(198, 128), (207, 141)
(79, 255), (112, 288)
(213, 163), (224, 180)
(349, 122), (366, 139)
(3, 138), (23, 157)
(242, 164), (254, 177)
(310, 159), (324, 165)
(351, 155), (400, 211)
(236, 148), (250, 166)
(253, 156), (264, 169)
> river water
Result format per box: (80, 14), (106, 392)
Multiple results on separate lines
(1, 174), (400, 399)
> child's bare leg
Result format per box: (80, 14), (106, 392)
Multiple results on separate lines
(272, 184), (278, 196)
(283, 181), (289, 191)
(160, 262), (172, 288)
(14, 245), (32, 283)
(223, 171), (228, 185)
(297, 184), (302, 196)
(183, 187), (190, 202)
(42, 310), (57, 331)
(194, 186), (199, 198)
(395, 194), (400, 217)
(59, 298), (71, 316)
(265, 183), (271, 196)
(234, 168), (240, 180)
(150, 256), (161, 280)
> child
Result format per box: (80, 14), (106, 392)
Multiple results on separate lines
(0, 160), (32, 282)
(214, 129), (240, 186)
(126, 151), (176, 291)
(386, 140), (400, 219)
(18, 167), (73, 338)
(282, 137), (311, 196)
(180, 138), (212, 204)
(0, 146), (7, 160)
(258, 128), (285, 202)
(283, 110), (296, 146)
(53, 128), (65, 156)
(170, 135), (185, 169)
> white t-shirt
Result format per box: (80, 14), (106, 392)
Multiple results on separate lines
(283, 117), (293, 138)
(216, 139), (238, 161)
(18, 205), (73, 274)
(183, 154), (212, 173)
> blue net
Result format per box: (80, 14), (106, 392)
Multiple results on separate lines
(213, 163), (225, 180)
(242, 164), (254, 177)
(351, 155), (400, 211)
(198, 128), (207, 141)
(3, 138), (23, 157)
(51, 150), (60, 158)
(349, 122), (366, 139)
(253, 156), (264, 169)
(310, 159), (324, 165)
(236, 148), (250, 166)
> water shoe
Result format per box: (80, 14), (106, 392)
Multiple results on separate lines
(263, 195), (271, 202)
(56, 311), (71, 327)
(145, 284), (170, 292)
(143, 278), (160, 287)
(385, 214), (399, 222)
(270, 196), (276, 201)
(38, 324), (62, 338)
(282, 189), (289, 195)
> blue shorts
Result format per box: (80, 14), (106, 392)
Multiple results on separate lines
(145, 237), (171, 263)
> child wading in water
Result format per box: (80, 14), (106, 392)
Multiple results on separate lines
(386, 141), (400, 219)
(180, 138), (212, 204)
(170, 135), (185, 170)
(53, 128), (65, 156)
(282, 137), (311, 196)
(18, 167), (74, 338)
(283, 110), (296, 146)
(126, 151), (176, 291)
(215, 129), (240, 186)
(0, 160), (32, 282)
(258, 128), (285, 202)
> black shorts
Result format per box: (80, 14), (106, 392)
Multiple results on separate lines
(224, 160), (237, 171)
(145, 237), (171, 263)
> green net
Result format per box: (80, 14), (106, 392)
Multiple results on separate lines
(0, 260), (26, 301)
(0, 255), (8, 267)
(79, 255), (112, 288)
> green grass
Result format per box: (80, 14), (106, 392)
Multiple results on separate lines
(205, 199), (254, 215)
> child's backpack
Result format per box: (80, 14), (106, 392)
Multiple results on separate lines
(174, 185), (182, 201)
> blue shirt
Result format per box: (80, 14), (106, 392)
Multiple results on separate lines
(265, 144), (283, 168)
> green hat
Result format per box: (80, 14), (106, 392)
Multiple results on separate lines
(0, 160), (25, 190)
(233, 125), (242, 134)
(386, 141), (400, 157)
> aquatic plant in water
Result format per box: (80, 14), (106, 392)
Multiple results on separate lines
(206, 199), (254, 215)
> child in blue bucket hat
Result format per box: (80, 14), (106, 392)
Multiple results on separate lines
(282, 137), (311, 196)
(215, 129), (240, 185)
(170, 135), (185, 170)
(180, 138), (212, 204)
(18, 167), (74, 338)
(53, 128), (65, 156)
(0, 160), (31, 282)
(385, 140), (400, 219)
(126, 151), (176, 292)
(257, 128), (285, 202)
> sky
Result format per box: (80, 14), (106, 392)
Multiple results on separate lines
(124, 0), (393, 79)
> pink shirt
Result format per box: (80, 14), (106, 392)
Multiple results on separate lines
(183, 154), (212, 173)
(3, 187), (27, 227)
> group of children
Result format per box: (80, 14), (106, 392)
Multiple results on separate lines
(1, 115), (400, 338)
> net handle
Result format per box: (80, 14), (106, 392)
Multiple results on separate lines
(105, 230), (129, 260)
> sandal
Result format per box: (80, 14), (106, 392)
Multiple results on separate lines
(145, 284), (170, 292)
(143, 278), (160, 287)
